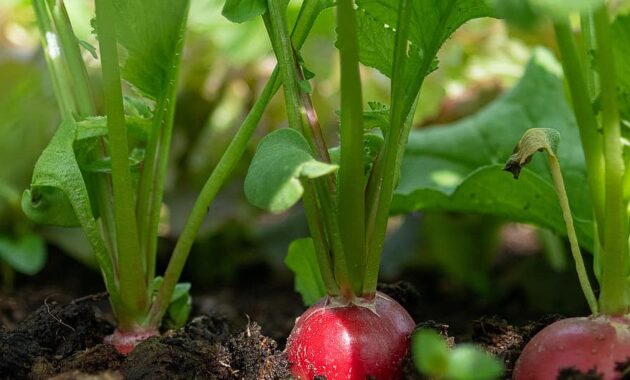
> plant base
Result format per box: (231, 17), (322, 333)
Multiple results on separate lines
(104, 327), (159, 355)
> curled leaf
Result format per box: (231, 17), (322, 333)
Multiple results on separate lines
(21, 119), (110, 278)
(504, 128), (560, 179)
(22, 186), (79, 227)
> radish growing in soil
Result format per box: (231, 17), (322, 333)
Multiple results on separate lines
(238, 0), (492, 378)
(500, 2), (630, 378)
(26, 0), (330, 354)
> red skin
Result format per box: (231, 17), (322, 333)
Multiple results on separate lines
(104, 328), (159, 355)
(513, 316), (630, 380)
(286, 291), (415, 380)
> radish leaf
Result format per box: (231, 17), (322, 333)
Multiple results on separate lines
(447, 344), (504, 380)
(413, 329), (450, 376)
(222, 0), (267, 24)
(394, 49), (595, 251)
(22, 119), (111, 272)
(111, 0), (189, 100)
(355, 0), (492, 78)
(285, 238), (326, 305)
(244, 128), (338, 213)
(0, 234), (47, 275)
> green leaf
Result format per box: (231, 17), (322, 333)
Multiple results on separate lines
(0, 234), (47, 275)
(112, 0), (190, 99)
(0, 61), (57, 219)
(244, 128), (338, 212)
(150, 277), (192, 329)
(413, 329), (450, 376)
(364, 101), (390, 133)
(394, 49), (595, 252)
(446, 344), (504, 380)
(491, 0), (541, 29)
(285, 238), (326, 305)
(22, 119), (111, 273)
(222, 0), (267, 23)
(355, 0), (492, 77)
(79, 39), (98, 59)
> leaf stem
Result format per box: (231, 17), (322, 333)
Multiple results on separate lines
(141, 4), (189, 286)
(363, 0), (414, 296)
(592, 6), (629, 315)
(553, 20), (606, 243)
(336, 0), (366, 296)
(265, 0), (350, 297)
(48, 0), (95, 117)
(32, 0), (76, 116)
(547, 155), (599, 314)
(95, 0), (147, 328)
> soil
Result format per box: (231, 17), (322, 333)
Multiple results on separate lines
(0, 243), (600, 380)
(0, 279), (543, 380)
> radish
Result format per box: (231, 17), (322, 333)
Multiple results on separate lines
(513, 316), (630, 380)
(286, 292), (415, 380)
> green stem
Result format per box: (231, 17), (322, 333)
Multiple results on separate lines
(592, 6), (629, 315)
(363, 0), (414, 296)
(32, 0), (76, 115)
(141, 6), (189, 286)
(95, 0), (147, 328)
(48, 0), (95, 117)
(265, 1), (349, 297)
(302, 188), (340, 296)
(553, 20), (606, 241)
(136, 96), (165, 277)
(579, 12), (599, 101)
(148, 0), (332, 325)
(548, 155), (598, 314)
(336, 0), (366, 296)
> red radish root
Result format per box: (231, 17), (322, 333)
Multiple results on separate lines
(104, 328), (159, 355)
(513, 316), (630, 380)
(286, 291), (415, 380)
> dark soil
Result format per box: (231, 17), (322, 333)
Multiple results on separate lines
(1, 298), (289, 379)
(0, 241), (596, 379)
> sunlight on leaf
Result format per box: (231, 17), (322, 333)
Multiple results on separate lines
(394, 49), (595, 252)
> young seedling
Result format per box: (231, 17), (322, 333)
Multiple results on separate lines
(500, 2), (630, 378)
(413, 329), (504, 380)
(240, 0), (492, 378)
(26, 0), (330, 355)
